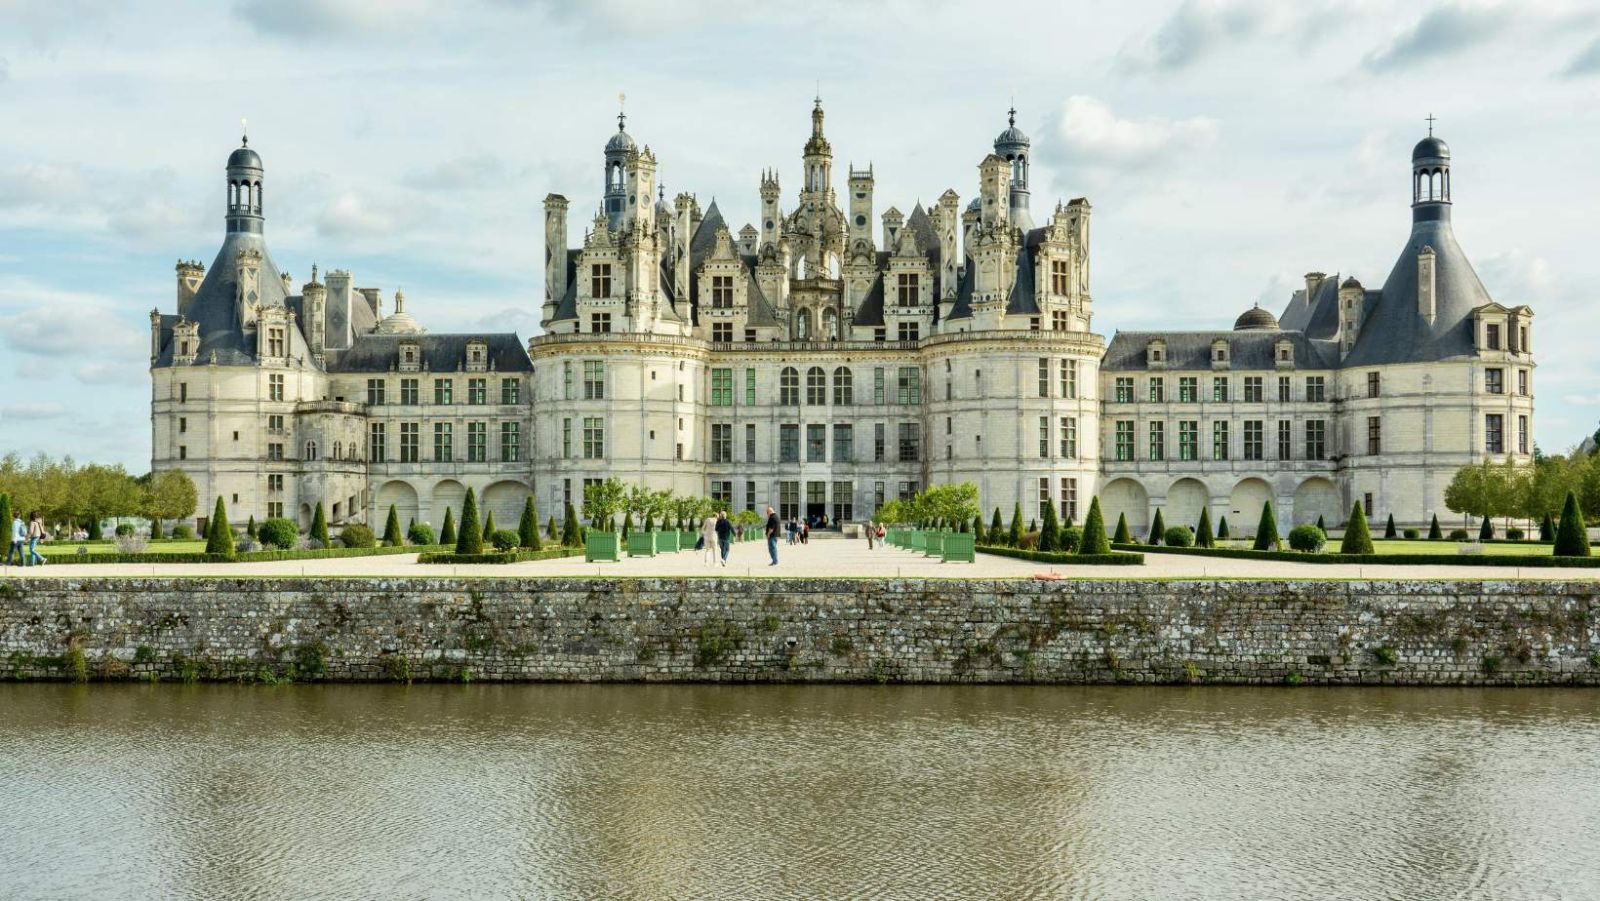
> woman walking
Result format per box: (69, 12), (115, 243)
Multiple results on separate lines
(26, 511), (47, 566)
(701, 511), (719, 566)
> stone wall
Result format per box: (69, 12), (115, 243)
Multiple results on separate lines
(1, 578), (1597, 685)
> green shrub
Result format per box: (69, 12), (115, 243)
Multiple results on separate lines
(1340, 501), (1374, 555)
(1428, 514), (1443, 540)
(482, 510), (497, 541)
(1540, 512), (1555, 542)
(1112, 512), (1132, 544)
(621, 511), (634, 538)
(1038, 498), (1060, 552)
(491, 530), (520, 552)
(990, 507), (1005, 545)
(246, 515), (257, 540)
(1506, 528), (1524, 541)
(407, 522), (436, 546)
(1479, 516), (1494, 541)
(547, 515), (559, 540)
(310, 502), (329, 546)
(456, 488), (483, 554)
(1403, 528), (1420, 539)
(977, 545), (1144, 565)
(1079, 496), (1110, 555)
(1288, 524), (1326, 553)
(171, 524), (195, 540)
(1008, 502), (1023, 547)
(1448, 528), (1471, 541)
(1372, 646), (1399, 666)
(338, 523), (376, 549)
(382, 505), (403, 546)
(1059, 525), (1082, 553)
(1164, 525), (1194, 547)
(562, 503), (581, 547)
(1555, 490), (1591, 557)
(1217, 515), (1229, 540)
(114, 523), (136, 537)
(439, 508), (456, 546)
(1195, 508), (1214, 548)
(258, 518), (297, 550)
(1017, 531), (1039, 551)
(204, 497), (235, 557)
(1253, 500), (1279, 551)
(1149, 509), (1166, 545)
(970, 514), (984, 540)
(1384, 514), (1397, 539)
(1316, 514), (1326, 533)
(518, 497), (541, 550)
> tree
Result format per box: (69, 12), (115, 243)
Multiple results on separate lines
(1428, 513), (1442, 540)
(1479, 515), (1494, 541)
(0, 494), (10, 544)
(310, 502), (329, 546)
(1384, 514), (1397, 539)
(1554, 490), (1590, 557)
(990, 507), (1004, 544)
(205, 496), (235, 557)
(483, 509), (497, 541)
(1340, 500), (1374, 555)
(1217, 515), (1229, 540)
(1008, 502), (1023, 547)
(1079, 496), (1110, 555)
(1540, 512), (1555, 543)
(971, 514), (984, 540)
(439, 508), (457, 546)
(247, 515), (258, 541)
(562, 503), (581, 547)
(1038, 498), (1060, 552)
(1195, 508), (1214, 548)
(1113, 512), (1132, 544)
(382, 505), (402, 546)
(1149, 509), (1166, 546)
(547, 515), (559, 540)
(621, 511), (634, 538)
(1316, 514), (1326, 534)
(519, 497), (541, 549)
(1252, 500), (1279, 551)
(456, 487), (483, 554)
(582, 477), (627, 531)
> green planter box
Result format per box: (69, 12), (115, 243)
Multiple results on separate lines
(924, 531), (944, 556)
(908, 531), (925, 551)
(679, 530), (697, 550)
(585, 531), (621, 562)
(941, 533), (976, 563)
(627, 531), (658, 557)
(655, 530), (680, 553)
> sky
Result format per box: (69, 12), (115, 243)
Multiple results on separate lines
(1, 0), (1598, 472)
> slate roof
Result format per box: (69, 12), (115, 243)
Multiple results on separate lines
(154, 231), (315, 368)
(325, 333), (531, 373)
(1101, 330), (1339, 371)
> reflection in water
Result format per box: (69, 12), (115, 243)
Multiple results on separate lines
(1, 685), (1597, 900)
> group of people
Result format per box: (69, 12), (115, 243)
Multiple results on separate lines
(696, 511), (737, 567)
(5, 511), (48, 567)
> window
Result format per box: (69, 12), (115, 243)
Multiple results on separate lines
(1367, 416), (1382, 455)
(369, 423), (386, 462)
(712, 322), (732, 343)
(1277, 421), (1292, 460)
(267, 327), (284, 357)
(1243, 420), (1263, 461)
(1149, 421), (1165, 460)
(1051, 260), (1070, 295)
(1213, 421), (1229, 460)
(1212, 377), (1229, 403)
(898, 481), (918, 502)
(1052, 310), (1070, 331)
(1060, 417), (1078, 459)
(897, 422), (921, 462)
(874, 328), (886, 342)
(711, 369), (733, 406)
(590, 312), (611, 333)
(1486, 322), (1501, 350)
(711, 275), (733, 308)
(1486, 368), (1504, 395)
(400, 423), (419, 462)
(180, 382), (188, 402)
(1179, 421), (1198, 461)
(1038, 358), (1050, 397)
(779, 424), (800, 463)
(1519, 415), (1529, 454)
(304, 440), (318, 461)
(1520, 326), (1529, 352)
(501, 422), (520, 462)
(896, 367), (921, 405)
(1148, 377), (1165, 403)
(1038, 477), (1051, 520)
(833, 424), (853, 462)
(501, 378), (520, 405)
(563, 363), (574, 400)
(268, 374), (283, 402)
(1244, 376), (1263, 403)
(1365, 492), (1374, 516)
(874, 482), (886, 512)
(1115, 421), (1134, 461)
(179, 417), (187, 433)
(267, 503), (283, 519)
(1277, 376), (1291, 402)
(433, 423), (453, 461)
(1305, 420), (1326, 460)
(268, 474), (284, 493)
(1114, 377), (1133, 403)
(710, 481), (733, 506)
(591, 263), (612, 298)
(467, 422), (486, 462)
(1485, 414), (1504, 453)
(833, 481), (854, 523)
(807, 367), (827, 405)
(1518, 369), (1529, 396)
(366, 379), (386, 405)
(780, 367), (800, 405)
(711, 423), (733, 463)
(1061, 478), (1078, 523)
(833, 367), (853, 405)
(746, 480), (757, 512)
(806, 424), (826, 462)
(745, 424), (757, 462)
(1038, 416), (1050, 459)
(1060, 359), (1077, 398)
(1367, 372), (1380, 398)
(468, 378), (487, 405)
(434, 379), (453, 405)
(897, 321), (920, 341)
(267, 414), (283, 432)
(896, 272), (919, 305)
(561, 417), (574, 458)
(178, 445), (187, 460)
(874, 368), (886, 405)
(1179, 377), (1197, 403)
(874, 423), (886, 462)
(745, 328), (757, 344)
(582, 361), (605, 399)
(1305, 376), (1325, 402)
(583, 417), (605, 458)
(267, 443), (283, 461)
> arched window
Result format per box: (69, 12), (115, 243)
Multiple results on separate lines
(305, 440), (318, 461)
(779, 367), (800, 405)
(822, 308), (839, 339)
(333, 441), (342, 460)
(806, 366), (826, 405)
(796, 308), (812, 340)
(832, 367), (853, 405)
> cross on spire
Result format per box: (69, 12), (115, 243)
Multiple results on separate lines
(1008, 104), (1016, 128)
(1426, 113), (1437, 136)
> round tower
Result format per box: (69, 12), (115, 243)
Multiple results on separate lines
(1411, 121), (1450, 222)
(603, 106), (636, 230)
(226, 132), (264, 235)
(993, 106), (1033, 231)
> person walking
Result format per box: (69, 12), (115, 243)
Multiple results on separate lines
(25, 511), (46, 566)
(700, 511), (719, 566)
(715, 511), (733, 566)
(865, 520), (875, 550)
(5, 512), (24, 566)
(765, 506), (780, 566)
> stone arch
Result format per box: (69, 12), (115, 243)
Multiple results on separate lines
(298, 502), (313, 530)
(1100, 478), (1149, 536)
(483, 480), (532, 530)
(431, 479), (466, 526)
(1228, 478), (1274, 537)
(375, 480), (420, 531)
(1293, 477), (1341, 527)
(1167, 478), (1209, 533)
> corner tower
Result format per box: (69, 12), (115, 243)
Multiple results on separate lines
(994, 106), (1033, 231)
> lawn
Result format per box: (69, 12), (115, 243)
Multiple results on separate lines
(35, 540), (208, 557)
(1367, 539), (1554, 557)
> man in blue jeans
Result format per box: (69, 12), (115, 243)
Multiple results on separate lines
(4, 513), (24, 566)
(764, 505), (780, 566)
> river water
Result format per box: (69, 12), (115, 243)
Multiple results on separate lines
(1, 684), (1597, 900)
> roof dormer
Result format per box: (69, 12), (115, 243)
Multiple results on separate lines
(1210, 338), (1230, 370)
(1146, 338), (1166, 369)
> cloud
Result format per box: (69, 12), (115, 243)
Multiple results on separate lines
(1117, 0), (1271, 72)
(1478, 249), (1553, 297)
(0, 164), (92, 210)
(0, 402), (66, 421)
(0, 56), (9, 82)
(1563, 37), (1600, 76)
(315, 191), (402, 238)
(1364, 2), (1510, 72)
(1040, 96), (1218, 169)
(233, 0), (446, 37)
(0, 287), (147, 377)
(404, 154), (514, 191)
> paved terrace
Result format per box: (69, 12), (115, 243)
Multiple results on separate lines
(2, 536), (1595, 580)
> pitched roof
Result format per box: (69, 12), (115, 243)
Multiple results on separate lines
(325, 333), (531, 373)
(1342, 212), (1493, 365)
(1101, 330), (1339, 371)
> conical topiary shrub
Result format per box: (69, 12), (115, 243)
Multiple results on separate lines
(520, 497), (541, 549)
(382, 505), (402, 546)
(621, 511), (634, 538)
(1113, 512), (1132, 544)
(310, 502), (329, 546)
(1038, 499), (1060, 552)
(0, 495), (11, 548)
(547, 515), (559, 540)
(990, 507), (1005, 545)
(971, 514), (984, 541)
(1195, 508), (1214, 548)
(1479, 515), (1494, 541)
(562, 503), (581, 547)
(1079, 496), (1110, 555)
(1340, 500), (1374, 555)
(439, 507), (457, 546)
(456, 488), (483, 554)
(1316, 514), (1326, 534)
(1008, 503), (1023, 547)
(1253, 500), (1279, 551)
(643, 512), (654, 533)
(1149, 509), (1166, 546)
(1384, 513), (1397, 539)
(205, 496), (235, 558)
(1554, 490), (1590, 557)
(1217, 515), (1229, 540)
(1539, 512), (1555, 543)
(1428, 513), (1442, 540)
(150, 514), (163, 539)
(483, 509), (497, 542)
(247, 515), (258, 541)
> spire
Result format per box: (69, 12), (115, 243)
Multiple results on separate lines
(618, 91), (626, 133)
(225, 130), (265, 235)
(811, 95), (825, 139)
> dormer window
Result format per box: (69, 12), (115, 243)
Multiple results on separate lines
(399, 341), (421, 372)
(591, 263), (612, 298)
(1211, 339), (1230, 368)
(1146, 339), (1166, 368)
(1050, 260), (1070, 295)
(712, 275), (734, 309)
(466, 339), (488, 372)
(1486, 323), (1502, 350)
(896, 273), (919, 305)
(267, 327), (285, 357)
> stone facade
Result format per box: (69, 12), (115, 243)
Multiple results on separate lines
(3, 579), (1597, 685)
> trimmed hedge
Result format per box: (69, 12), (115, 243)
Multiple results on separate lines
(38, 544), (452, 564)
(977, 545), (1144, 566)
(1111, 543), (1600, 567)
(416, 547), (585, 565)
